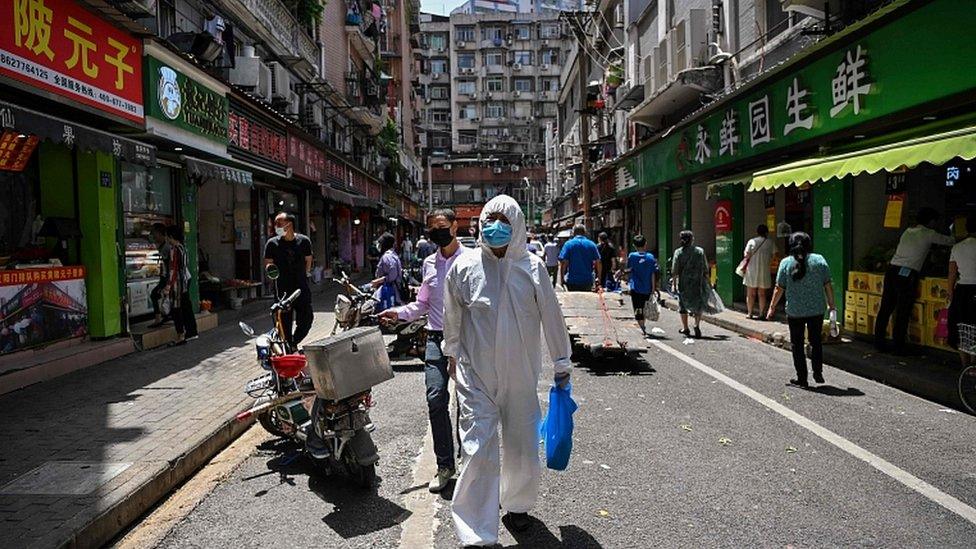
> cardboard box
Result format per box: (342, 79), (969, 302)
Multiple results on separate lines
(848, 271), (872, 293)
(920, 278), (950, 302)
(846, 291), (869, 313)
(856, 312), (870, 334)
(868, 294), (882, 316)
(868, 273), (885, 295)
(844, 309), (856, 332)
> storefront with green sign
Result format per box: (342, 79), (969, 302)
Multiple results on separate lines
(619, 0), (976, 349)
(128, 41), (232, 321)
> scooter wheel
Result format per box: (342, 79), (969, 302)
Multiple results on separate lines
(257, 410), (288, 438)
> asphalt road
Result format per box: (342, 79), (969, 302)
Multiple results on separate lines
(145, 306), (976, 548)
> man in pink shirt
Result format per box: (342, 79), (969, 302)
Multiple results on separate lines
(380, 208), (468, 493)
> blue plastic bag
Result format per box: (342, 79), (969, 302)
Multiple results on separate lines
(378, 282), (398, 310)
(539, 383), (578, 471)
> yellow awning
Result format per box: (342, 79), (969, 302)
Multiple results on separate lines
(748, 125), (976, 192)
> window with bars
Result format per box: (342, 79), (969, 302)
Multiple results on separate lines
(486, 78), (504, 92)
(513, 51), (533, 65)
(457, 54), (475, 69)
(456, 26), (475, 42)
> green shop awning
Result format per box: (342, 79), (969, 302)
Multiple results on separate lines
(749, 125), (976, 192)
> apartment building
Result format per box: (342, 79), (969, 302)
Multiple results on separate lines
(416, 11), (571, 226)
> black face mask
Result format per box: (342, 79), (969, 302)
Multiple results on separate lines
(429, 227), (454, 248)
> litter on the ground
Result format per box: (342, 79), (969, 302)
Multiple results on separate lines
(650, 327), (666, 336)
(680, 424), (693, 432)
(683, 338), (696, 345)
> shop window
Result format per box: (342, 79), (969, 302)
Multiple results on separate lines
(121, 163), (175, 316)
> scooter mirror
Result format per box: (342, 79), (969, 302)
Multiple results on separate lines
(265, 264), (280, 280)
(239, 321), (255, 337)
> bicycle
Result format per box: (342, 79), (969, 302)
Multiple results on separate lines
(958, 324), (976, 414)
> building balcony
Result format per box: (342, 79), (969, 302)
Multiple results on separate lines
(510, 90), (535, 101)
(455, 117), (481, 130)
(483, 91), (508, 101)
(480, 38), (509, 49)
(217, 0), (319, 76)
(346, 22), (377, 60)
(485, 64), (507, 75)
(509, 63), (536, 76)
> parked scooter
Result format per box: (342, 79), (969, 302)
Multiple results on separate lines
(236, 265), (391, 487)
(332, 270), (427, 359)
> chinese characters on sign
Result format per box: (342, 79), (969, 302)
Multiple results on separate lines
(228, 110), (287, 166)
(749, 95), (771, 147)
(2, 0), (144, 123)
(694, 124), (711, 164)
(830, 45), (871, 118)
(784, 77), (814, 135)
(719, 110), (739, 156)
(0, 130), (39, 171)
(0, 267), (88, 356)
(288, 133), (326, 183)
(145, 56), (228, 143)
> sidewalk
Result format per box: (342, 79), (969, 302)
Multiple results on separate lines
(659, 295), (968, 411)
(0, 277), (362, 549)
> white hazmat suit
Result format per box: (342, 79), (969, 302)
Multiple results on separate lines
(443, 195), (573, 546)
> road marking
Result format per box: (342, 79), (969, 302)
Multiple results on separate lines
(398, 418), (440, 548)
(650, 340), (976, 527)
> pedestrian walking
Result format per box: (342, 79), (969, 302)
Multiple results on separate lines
(559, 225), (601, 291)
(948, 215), (976, 367)
(741, 224), (774, 320)
(371, 233), (403, 309)
(164, 225), (197, 345)
(597, 232), (617, 289)
(671, 230), (709, 338)
(543, 235), (561, 287)
(444, 195), (572, 547)
(875, 207), (954, 354)
(623, 235), (658, 335)
(766, 232), (836, 387)
(148, 223), (171, 328)
(379, 208), (469, 493)
(417, 232), (437, 259)
(402, 235), (414, 264)
(264, 212), (313, 345)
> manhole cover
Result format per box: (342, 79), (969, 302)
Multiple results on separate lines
(0, 461), (131, 495)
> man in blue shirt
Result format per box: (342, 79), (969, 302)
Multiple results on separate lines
(558, 225), (602, 291)
(624, 235), (659, 334)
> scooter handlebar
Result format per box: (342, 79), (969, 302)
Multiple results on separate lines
(283, 288), (302, 307)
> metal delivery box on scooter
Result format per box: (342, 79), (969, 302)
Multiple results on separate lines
(304, 326), (393, 400)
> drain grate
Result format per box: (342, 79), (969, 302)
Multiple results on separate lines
(0, 461), (132, 495)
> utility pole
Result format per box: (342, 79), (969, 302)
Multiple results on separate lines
(576, 13), (592, 232)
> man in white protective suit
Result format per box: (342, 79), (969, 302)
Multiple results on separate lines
(443, 194), (573, 547)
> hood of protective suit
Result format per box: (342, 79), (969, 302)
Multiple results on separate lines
(478, 194), (528, 261)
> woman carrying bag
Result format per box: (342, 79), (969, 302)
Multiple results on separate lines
(739, 224), (774, 319)
(766, 232), (836, 388)
(671, 230), (709, 339)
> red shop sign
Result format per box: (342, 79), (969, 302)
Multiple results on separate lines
(714, 199), (733, 233)
(228, 109), (287, 166)
(288, 133), (325, 183)
(0, 0), (144, 123)
(0, 130), (40, 172)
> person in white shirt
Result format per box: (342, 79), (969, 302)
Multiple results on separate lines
(543, 236), (561, 287)
(948, 215), (976, 366)
(875, 207), (955, 354)
(742, 224), (775, 319)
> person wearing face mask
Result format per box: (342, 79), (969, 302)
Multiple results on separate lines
(443, 195), (573, 547)
(378, 208), (470, 493)
(264, 211), (313, 345)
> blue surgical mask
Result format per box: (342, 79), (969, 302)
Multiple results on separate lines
(482, 220), (513, 248)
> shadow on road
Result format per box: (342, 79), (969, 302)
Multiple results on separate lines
(576, 354), (655, 377)
(804, 384), (866, 397)
(503, 514), (603, 548)
(249, 437), (411, 539)
(309, 475), (411, 538)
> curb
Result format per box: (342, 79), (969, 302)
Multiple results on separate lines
(46, 415), (254, 549)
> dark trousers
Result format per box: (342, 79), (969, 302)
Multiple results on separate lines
(875, 265), (919, 351)
(150, 280), (166, 317)
(566, 282), (591, 292)
(788, 316), (823, 383)
(172, 292), (198, 338)
(281, 291), (313, 346)
(425, 332), (455, 470)
(547, 266), (558, 287)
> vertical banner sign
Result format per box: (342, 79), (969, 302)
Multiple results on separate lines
(764, 191), (776, 232)
(884, 170), (907, 229)
(0, 131), (39, 171)
(0, 0), (144, 123)
(714, 199), (733, 233)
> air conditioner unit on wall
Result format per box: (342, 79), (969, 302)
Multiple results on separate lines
(457, 41), (466, 47)
(257, 62), (273, 101)
(229, 55), (261, 89)
(513, 90), (521, 97)
(443, 164), (452, 171)
(433, 73), (441, 80)
(512, 63), (522, 71)
(493, 166), (502, 174)
(268, 62), (291, 101)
